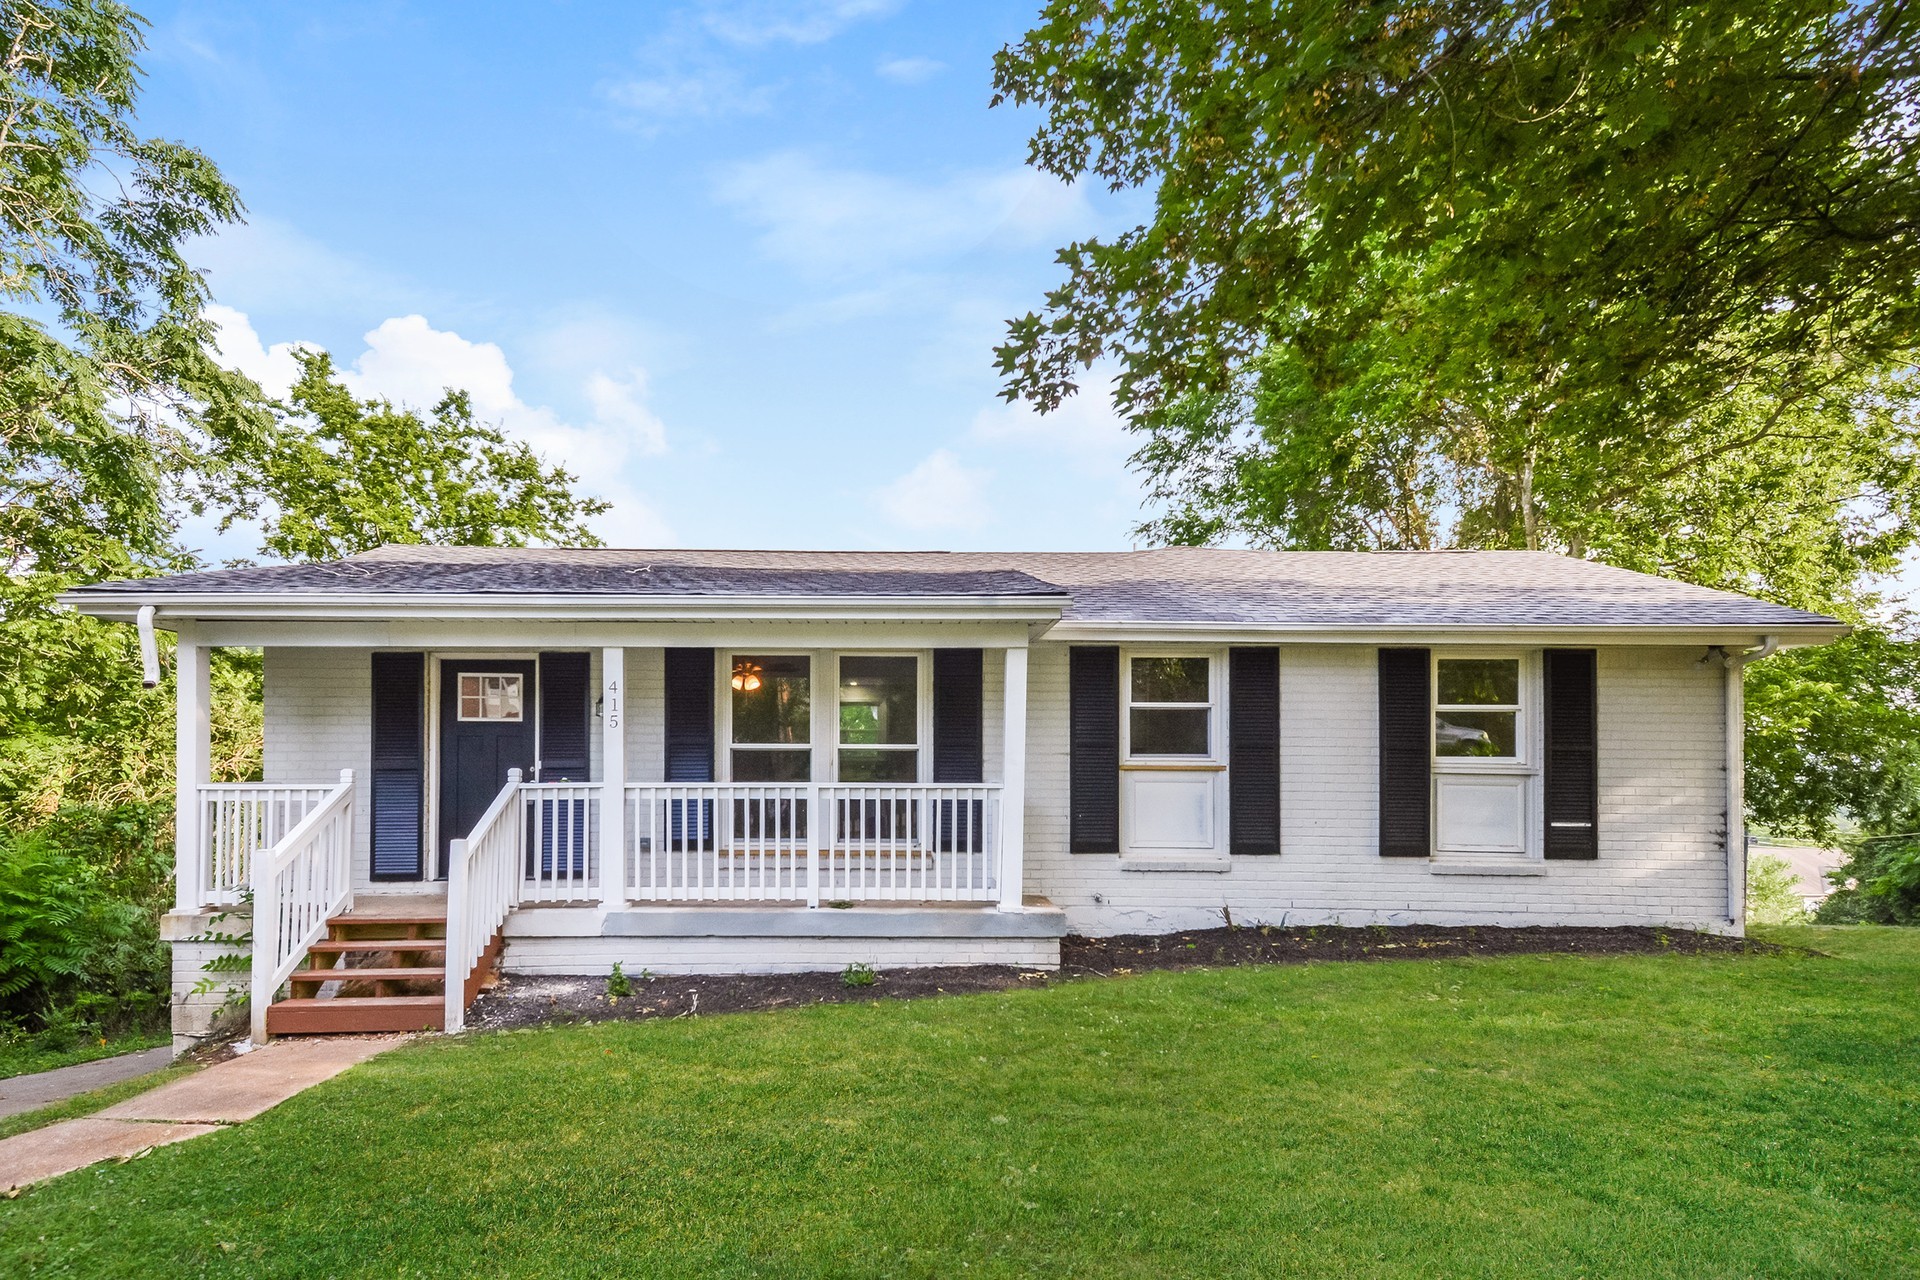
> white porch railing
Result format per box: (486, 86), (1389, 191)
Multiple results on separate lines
(520, 782), (602, 902)
(197, 783), (334, 907)
(623, 783), (1001, 905)
(445, 770), (527, 1034)
(250, 770), (355, 1042)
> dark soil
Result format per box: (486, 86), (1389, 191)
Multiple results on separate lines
(465, 925), (1791, 1034)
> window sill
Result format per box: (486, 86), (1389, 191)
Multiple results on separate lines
(1119, 855), (1233, 874)
(1428, 861), (1548, 877)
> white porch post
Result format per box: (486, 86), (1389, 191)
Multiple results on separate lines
(174, 629), (211, 912)
(601, 647), (626, 909)
(998, 645), (1029, 911)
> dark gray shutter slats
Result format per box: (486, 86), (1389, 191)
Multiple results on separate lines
(369, 652), (424, 880)
(663, 648), (715, 782)
(1378, 648), (1432, 857)
(537, 652), (591, 781)
(932, 649), (985, 853)
(1069, 646), (1120, 853)
(932, 648), (985, 783)
(1544, 648), (1600, 859)
(1229, 647), (1281, 855)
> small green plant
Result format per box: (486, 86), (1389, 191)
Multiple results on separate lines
(1747, 853), (1813, 926)
(606, 962), (633, 999)
(842, 962), (877, 988)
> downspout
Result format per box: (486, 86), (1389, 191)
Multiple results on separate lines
(136, 605), (161, 688)
(1722, 636), (1779, 928)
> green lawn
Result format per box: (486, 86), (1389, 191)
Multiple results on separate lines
(4, 927), (1917, 1278)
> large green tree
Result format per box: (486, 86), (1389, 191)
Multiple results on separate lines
(994, 0), (1920, 838)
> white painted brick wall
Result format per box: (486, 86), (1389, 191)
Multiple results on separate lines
(1024, 642), (1733, 934)
(259, 641), (1732, 929)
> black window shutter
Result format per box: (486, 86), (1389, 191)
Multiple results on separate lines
(369, 652), (424, 880)
(663, 648), (715, 782)
(1544, 648), (1600, 859)
(1378, 648), (1432, 857)
(1229, 647), (1281, 855)
(1069, 646), (1120, 853)
(932, 649), (984, 783)
(536, 652), (591, 781)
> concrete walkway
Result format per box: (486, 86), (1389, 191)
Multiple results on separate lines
(0, 1046), (176, 1120)
(0, 1037), (401, 1192)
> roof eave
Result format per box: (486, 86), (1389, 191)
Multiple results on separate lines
(58, 590), (1070, 626)
(1045, 620), (1850, 646)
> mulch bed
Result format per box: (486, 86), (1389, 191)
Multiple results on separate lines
(464, 924), (1791, 1034)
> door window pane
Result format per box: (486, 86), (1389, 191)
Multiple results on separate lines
(457, 673), (523, 722)
(730, 749), (813, 782)
(839, 656), (916, 744)
(1131, 656), (1209, 704)
(732, 655), (810, 743)
(1130, 708), (1210, 756)
(1435, 710), (1518, 758)
(1437, 659), (1519, 706)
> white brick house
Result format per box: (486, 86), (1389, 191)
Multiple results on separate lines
(64, 546), (1842, 1047)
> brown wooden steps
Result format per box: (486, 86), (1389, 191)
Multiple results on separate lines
(266, 996), (444, 1034)
(264, 907), (451, 1037)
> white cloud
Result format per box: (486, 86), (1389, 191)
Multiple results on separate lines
(603, 1), (898, 131)
(206, 307), (676, 546)
(968, 368), (1135, 477)
(602, 65), (776, 127)
(876, 54), (943, 84)
(700, 0), (901, 47)
(714, 151), (1094, 278)
(878, 450), (991, 532)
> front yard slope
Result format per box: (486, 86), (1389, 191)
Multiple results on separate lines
(2, 926), (1915, 1279)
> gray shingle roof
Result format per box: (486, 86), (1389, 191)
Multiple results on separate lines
(65, 545), (1841, 630)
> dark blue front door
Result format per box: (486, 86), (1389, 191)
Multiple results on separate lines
(438, 659), (537, 877)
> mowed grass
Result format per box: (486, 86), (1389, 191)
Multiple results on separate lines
(4, 928), (1917, 1279)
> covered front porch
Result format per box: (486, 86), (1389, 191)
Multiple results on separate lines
(169, 632), (1052, 1039)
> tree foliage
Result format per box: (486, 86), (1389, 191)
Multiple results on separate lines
(996, 0), (1920, 838)
(198, 351), (608, 562)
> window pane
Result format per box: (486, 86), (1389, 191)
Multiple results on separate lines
(731, 749), (812, 781)
(1437, 659), (1519, 706)
(839, 656), (917, 745)
(839, 749), (918, 782)
(1131, 707), (1209, 755)
(1131, 656), (1209, 704)
(732, 654), (810, 744)
(1435, 711), (1518, 758)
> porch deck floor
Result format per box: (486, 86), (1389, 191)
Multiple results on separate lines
(337, 895), (447, 919)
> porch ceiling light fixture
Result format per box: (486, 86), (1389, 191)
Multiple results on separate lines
(731, 660), (763, 693)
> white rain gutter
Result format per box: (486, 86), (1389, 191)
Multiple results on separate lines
(1723, 635), (1780, 926)
(136, 605), (161, 688)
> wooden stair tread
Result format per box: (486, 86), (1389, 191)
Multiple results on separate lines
(289, 967), (445, 983)
(270, 995), (442, 1010)
(327, 914), (446, 927)
(308, 938), (446, 953)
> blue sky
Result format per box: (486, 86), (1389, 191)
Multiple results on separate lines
(140, 0), (1151, 556)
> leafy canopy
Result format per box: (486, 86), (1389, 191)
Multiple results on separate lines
(199, 350), (609, 562)
(995, 1), (1920, 838)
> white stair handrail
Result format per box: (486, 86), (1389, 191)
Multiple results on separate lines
(250, 769), (355, 1042)
(444, 769), (526, 1033)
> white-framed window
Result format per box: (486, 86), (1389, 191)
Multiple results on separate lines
(457, 672), (524, 722)
(1433, 655), (1525, 762)
(837, 654), (920, 782)
(728, 654), (811, 781)
(1124, 653), (1215, 759)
